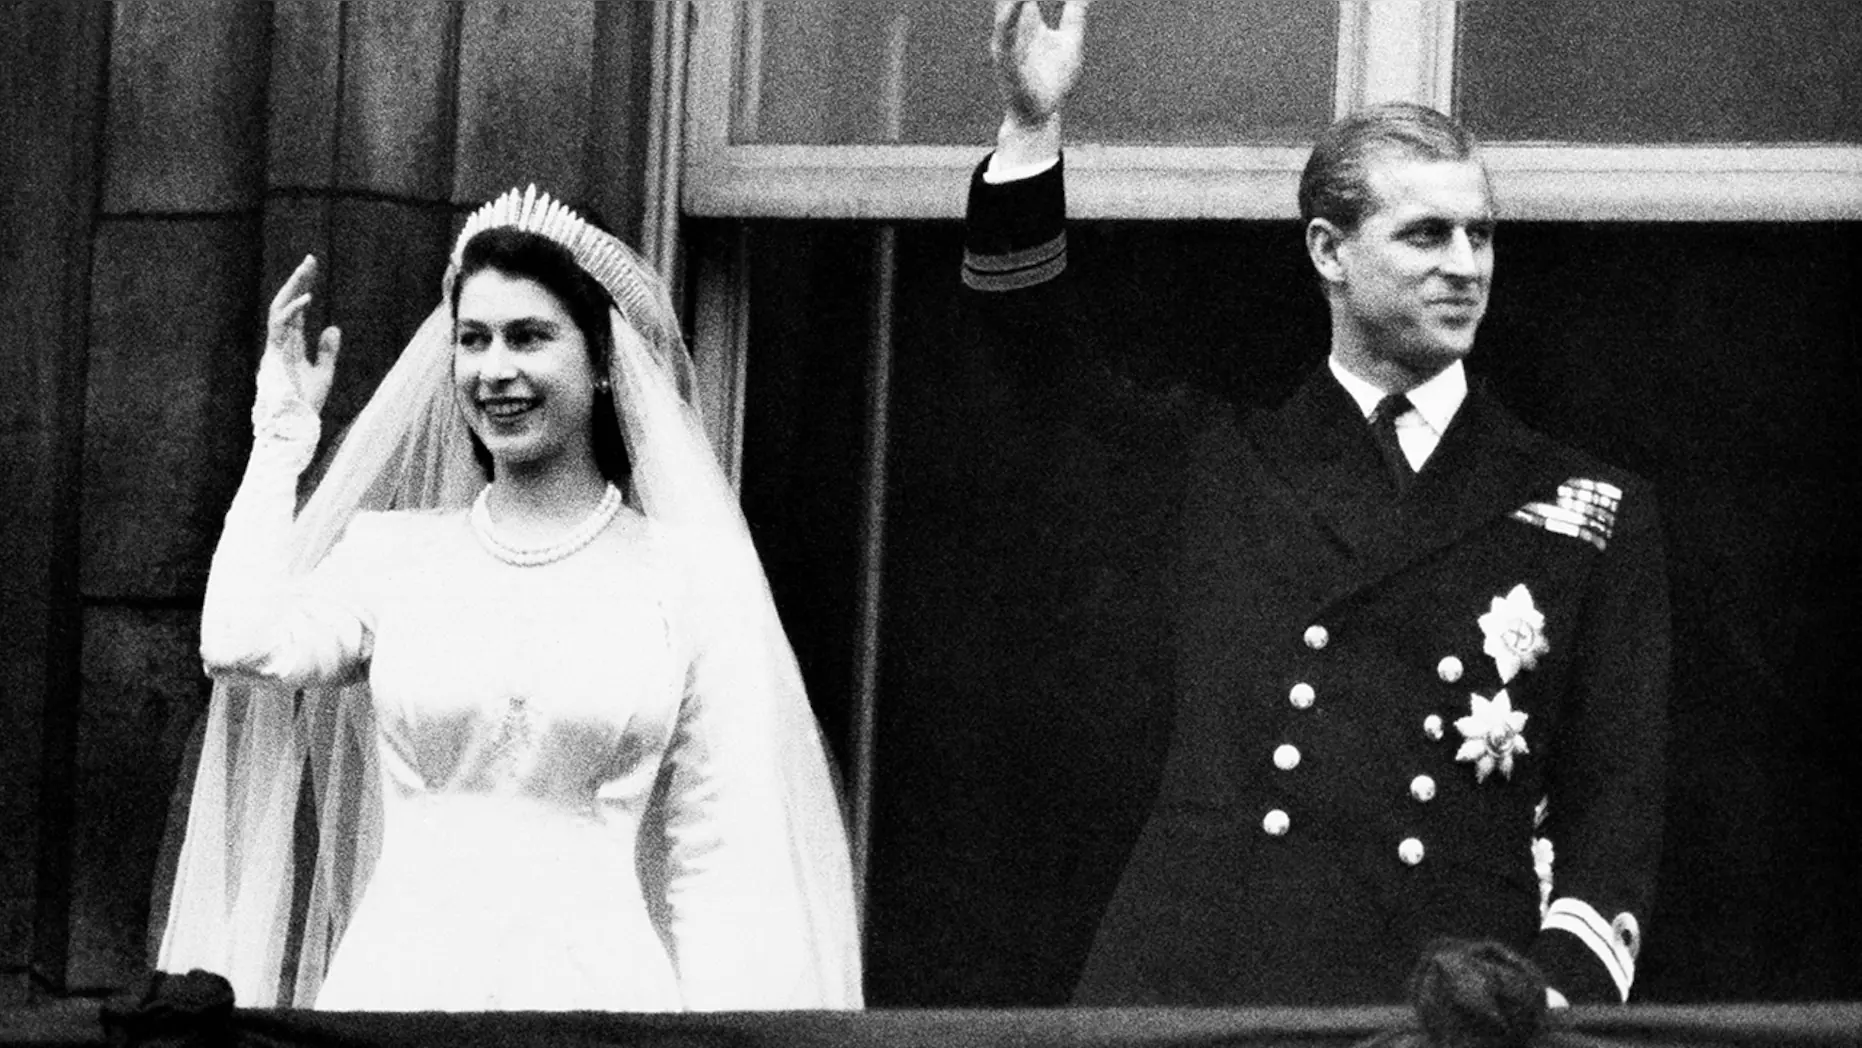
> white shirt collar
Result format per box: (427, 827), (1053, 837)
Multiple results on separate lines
(1327, 356), (1468, 439)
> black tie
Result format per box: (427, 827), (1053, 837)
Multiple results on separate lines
(1368, 394), (1416, 495)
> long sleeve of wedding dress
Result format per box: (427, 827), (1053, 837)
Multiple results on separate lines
(199, 353), (372, 687)
(654, 584), (819, 1009)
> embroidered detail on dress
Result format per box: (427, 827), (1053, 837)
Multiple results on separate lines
(481, 694), (538, 785)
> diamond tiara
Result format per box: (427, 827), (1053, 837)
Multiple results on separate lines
(447, 185), (670, 347)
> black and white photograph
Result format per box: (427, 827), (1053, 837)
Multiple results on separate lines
(2, 3), (1857, 1046)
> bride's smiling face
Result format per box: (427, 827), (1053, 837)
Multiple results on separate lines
(453, 268), (599, 474)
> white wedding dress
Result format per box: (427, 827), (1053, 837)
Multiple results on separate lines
(198, 403), (821, 1011)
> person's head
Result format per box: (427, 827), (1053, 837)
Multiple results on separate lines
(1406, 939), (1549, 1048)
(1300, 103), (1495, 391)
(449, 226), (630, 488)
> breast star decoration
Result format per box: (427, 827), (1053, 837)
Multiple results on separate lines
(1455, 690), (1529, 782)
(1478, 583), (1550, 684)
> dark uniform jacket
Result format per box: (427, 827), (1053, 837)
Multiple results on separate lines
(959, 157), (1670, 1006)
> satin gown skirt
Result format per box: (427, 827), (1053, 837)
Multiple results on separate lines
(312, 793), (681, 1011)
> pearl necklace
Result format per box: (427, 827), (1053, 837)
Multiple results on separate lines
(470, 483), (623, 567)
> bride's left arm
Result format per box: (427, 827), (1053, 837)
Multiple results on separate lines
(658, 633), (813, 1008)
(654, 532), (858, 1010)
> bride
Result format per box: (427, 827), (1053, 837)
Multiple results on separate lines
(157, 188), (861, 1011)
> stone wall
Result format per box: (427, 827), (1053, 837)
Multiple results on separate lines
(0, 0), (668, 1002)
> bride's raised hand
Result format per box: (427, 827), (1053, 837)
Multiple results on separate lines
(264, 254), (342, 416)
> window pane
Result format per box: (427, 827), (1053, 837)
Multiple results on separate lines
(740, 1), (1337, 145)
(1457, 0), (1862, 143)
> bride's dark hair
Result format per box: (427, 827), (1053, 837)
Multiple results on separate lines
(450, 226), (633, 491)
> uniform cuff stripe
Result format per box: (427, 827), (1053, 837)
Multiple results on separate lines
(962, 248), (1066, 292)
(963, 232), (1066, 274)
(1542, 897), (1634, 1002)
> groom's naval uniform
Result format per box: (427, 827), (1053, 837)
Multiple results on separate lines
(960, 157), (1670, 1006)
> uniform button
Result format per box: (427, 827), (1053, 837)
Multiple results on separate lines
(1263, 809), (1290, 836)
(1410, 775), (1436, 802)
(1437, 656), (1464, 683)
(1399, 837), (1425, 865)
(1289, 682), (1316, 710)
(1273, 744), (1301, 771)
(1424, 714), (1444, 741)
(1303, 625), (1330, 650)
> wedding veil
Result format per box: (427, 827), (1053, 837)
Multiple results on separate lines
(156, 187), (861, 1008)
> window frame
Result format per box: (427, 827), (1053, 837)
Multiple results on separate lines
(681, 0), (1862, 222)
(673, 0), (1861, 899)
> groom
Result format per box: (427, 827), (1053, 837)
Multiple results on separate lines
(960, 2), (1669, 1006)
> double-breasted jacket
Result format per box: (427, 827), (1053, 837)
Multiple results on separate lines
(959, 157), (1670, 1006)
